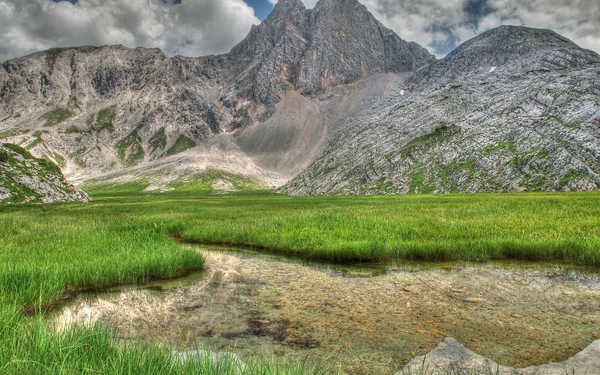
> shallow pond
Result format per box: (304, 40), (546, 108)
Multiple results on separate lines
(55, 247), (600, 374)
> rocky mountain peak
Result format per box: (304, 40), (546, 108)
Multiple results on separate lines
(313, 0), (361, 10)
(410, 25), (600, 87)
(270, 0), (306, 16)
(1, 3), (599, 197)
(230, 0), (434, 103)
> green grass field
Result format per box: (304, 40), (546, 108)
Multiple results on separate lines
(1, 188), (599, 374)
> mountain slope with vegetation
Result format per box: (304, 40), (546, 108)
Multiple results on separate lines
(0, 142), (89, 203)
(282, 26), (600, 195)
(0, 1), (599, 195)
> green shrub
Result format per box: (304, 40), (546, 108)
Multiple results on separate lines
(94, 106), (117, 132)
(40, 108), (73, 127)
(166, 135), (195, 156)
(0, 150), (10, 163)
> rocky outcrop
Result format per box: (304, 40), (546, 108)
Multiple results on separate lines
(282, 26), (600, 195)
(409, 25), (600, 87)
(231, 0), (434, 104)
(399, 337), (600, 375)
(0, 0), (432, 187)
(0, 143), (89, 203)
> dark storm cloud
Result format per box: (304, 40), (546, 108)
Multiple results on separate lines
(0, 0), (259, 62)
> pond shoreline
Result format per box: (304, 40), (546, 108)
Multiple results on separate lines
(54, 246), (600, 374)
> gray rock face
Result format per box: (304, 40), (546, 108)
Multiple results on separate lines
(230, 0), (434, 103)
(0, 0), (432, 186)
(1, 2), (599, 195)
(282, 26), (600, 195)
(409, 26), (600, 87)
(399, 337), (600, 375)
(0, 143), (89, 203)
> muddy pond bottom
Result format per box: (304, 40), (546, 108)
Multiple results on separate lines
(56, 248), (600, 374)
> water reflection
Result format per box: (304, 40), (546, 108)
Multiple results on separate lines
(55, 247), (600, 375)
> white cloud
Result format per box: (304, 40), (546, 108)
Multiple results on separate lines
(0, 0), (598, 62)
(350, 0), (600, 56)
(0, 0), (260, 62)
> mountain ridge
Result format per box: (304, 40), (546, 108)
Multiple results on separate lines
(1, 0), (599, 195)
(282, 25), (600, 195)
(0, 0), (432, 190)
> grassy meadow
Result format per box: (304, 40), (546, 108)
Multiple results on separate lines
(1, 186), (600, 373)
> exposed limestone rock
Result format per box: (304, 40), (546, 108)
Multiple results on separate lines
(1, 1), (599, 195)
(398, 337), (600, 375)
(231, 0), (434, 104)
(0, 143), (89, 203)
(409, 25), (600, 87)
(282, 26), (600, 195)
(0, 0), (432, 187)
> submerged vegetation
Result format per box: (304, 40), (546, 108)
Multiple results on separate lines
(1, 188), (599, 373)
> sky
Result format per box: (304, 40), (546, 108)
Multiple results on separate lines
(0, 0), (598, 62)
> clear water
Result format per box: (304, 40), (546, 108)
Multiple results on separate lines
(55, 247), (600, 374)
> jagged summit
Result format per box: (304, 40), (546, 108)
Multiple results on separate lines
(410, 25), (600, 86)
(230, 0), (434, 103)
(271, 0), (306, 14)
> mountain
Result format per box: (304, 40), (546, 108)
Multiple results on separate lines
(231, 0), (434, 103)
(409, 25), (599, 87)
(0, 0), (433, 191)
(1, 0), (599, 196)
(282, 25), (600, 195)
(0, 143), (89, 203)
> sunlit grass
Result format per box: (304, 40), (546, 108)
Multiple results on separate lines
(1, 189), (599, 373)
(170, 191), (600, 265)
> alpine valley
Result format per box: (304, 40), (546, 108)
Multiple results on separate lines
(1, 0), (599, 198)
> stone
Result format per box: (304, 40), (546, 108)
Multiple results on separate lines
(282, 25), (600, 196)
(397, 337), (600, 375)
(463, 297), (486, 303)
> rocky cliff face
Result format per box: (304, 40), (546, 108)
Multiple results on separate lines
(283, 26), (600, 195)
(231, 0), (434, 103)
(1, 0), (599, 195)
(0, 143), (89, 203)
(0, 0), (433, 189)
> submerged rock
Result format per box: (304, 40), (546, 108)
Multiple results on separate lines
(399, 337), (600, 375)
